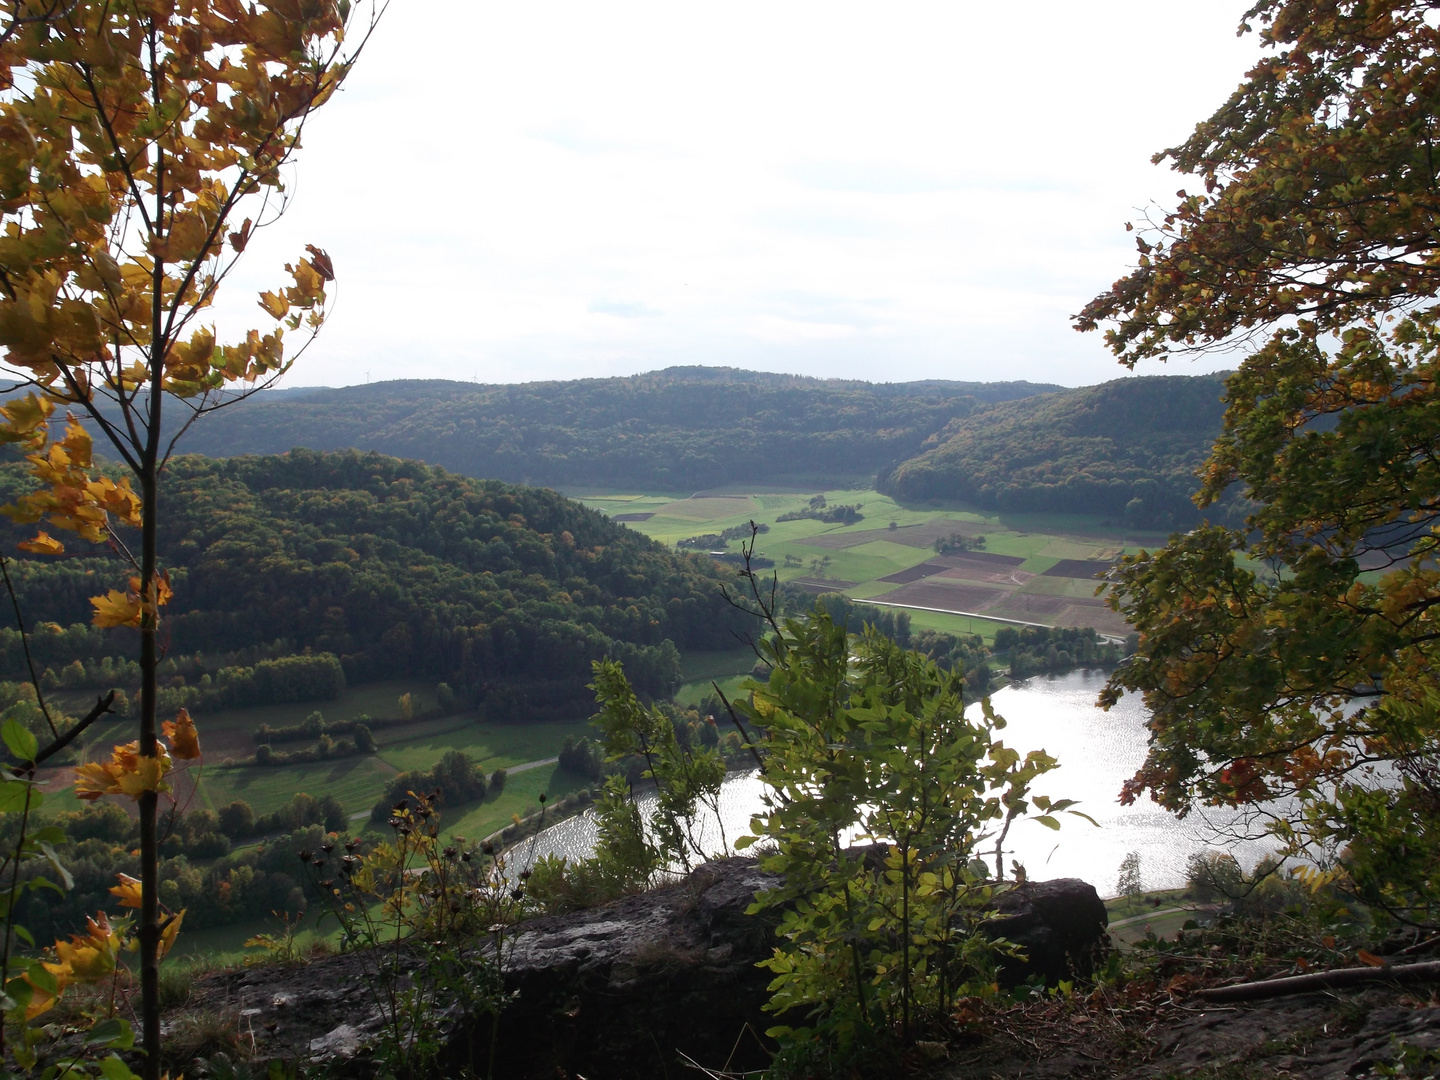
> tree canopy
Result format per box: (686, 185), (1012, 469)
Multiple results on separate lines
(1081, 0), (1440, 924)
(879, 374), (1228, 529)
(0, 448), (750, 711)
(146, 368), (1062, 490)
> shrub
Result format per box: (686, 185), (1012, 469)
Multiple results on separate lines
(370, 751), (490, 822)
(732, 604), (1081, 1055)
(256, 793), (348, 836)
(218, 801), (256, 840)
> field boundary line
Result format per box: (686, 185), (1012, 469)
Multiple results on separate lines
(852, 597), (1128, 644)
(851, 598), (1051, 630)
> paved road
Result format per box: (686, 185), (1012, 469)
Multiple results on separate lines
(1109, 906), (1193, 928)
(507, 755), (558, 774)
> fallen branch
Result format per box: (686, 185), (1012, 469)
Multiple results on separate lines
(1198, 959), (1440, 1003)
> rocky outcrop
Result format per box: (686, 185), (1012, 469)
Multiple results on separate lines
(179, 861), (1111, 1079)
(479, 858), (781, 1079)
(987, 877), (1111, 986)
(187, 857), (782, 1080)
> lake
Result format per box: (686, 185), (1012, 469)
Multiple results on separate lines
(514, 669), (1280, 896)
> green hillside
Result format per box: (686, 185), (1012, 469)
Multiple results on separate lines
(0, 449), (753, 717)
(879, 374), (1230, 529)
(158, 367), (1061, 491)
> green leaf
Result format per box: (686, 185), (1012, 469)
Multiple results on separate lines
(1066, 809), (1100, 827)
(1034, 815), (1060, 830)
(1, 719), (37, 764)
(98, 1054), (142, 1080)
(29, 876), (63, 896)
(24, 962), (56, 995)
(0, 780), (36, 814)
(38, 842), (72, 890)
(30, 825), (66, 846)
(86, 1017), (134, 1049)
(3, 977), (31, 1010)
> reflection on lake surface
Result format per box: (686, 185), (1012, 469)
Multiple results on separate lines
(515, 669), (1278, 895)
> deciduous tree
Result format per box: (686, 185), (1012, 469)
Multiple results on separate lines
(0, 1), (381, 1071)
(1079, 0), (1440, 925)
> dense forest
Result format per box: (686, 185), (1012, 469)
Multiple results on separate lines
(0, 449), (753, 719)
(138, 368), (1061, 491)
(878, 374), (1230, 528)
(52, 370), (1246, 526)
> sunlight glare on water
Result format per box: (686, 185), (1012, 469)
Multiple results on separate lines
(988, 669), (1278, 893)
(516, 670), (1280, 896)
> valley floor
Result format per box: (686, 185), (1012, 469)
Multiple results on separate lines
(577, 486), (1163, 641)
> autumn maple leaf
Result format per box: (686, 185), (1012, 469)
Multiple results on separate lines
(163, 708), (201, 760)
(90, 589), (142, 629)
(109, 873), (143, 909)
(74, 741), (172, 801)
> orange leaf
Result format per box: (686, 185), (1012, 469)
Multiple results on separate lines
(163, 708), (201, 760)
(18, 531), (64, 555)
(1357, 950), (1387, 968)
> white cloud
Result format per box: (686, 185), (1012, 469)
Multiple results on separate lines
(589, 298), (662, 318)
(204, 0), (1264, 390)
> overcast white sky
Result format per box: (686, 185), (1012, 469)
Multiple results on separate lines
(214, 1), (1263, 390)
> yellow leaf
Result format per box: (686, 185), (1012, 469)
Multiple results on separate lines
(164, 708), (201, 760)
(158, 909), (185, 961)
(18, 531), (64, 555)
(74, 740), (172, 801)
(258, 291), (289, 319)
(90, 589), (142, 628)
(116, 751), (171, 799)
(0, 392), (54, 444)
(52, 913), (121, 983)
(109, 873), (142, 909)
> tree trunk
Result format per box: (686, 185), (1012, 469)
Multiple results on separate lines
(138, 446), (161, 1078)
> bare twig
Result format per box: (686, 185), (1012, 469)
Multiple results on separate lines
(711, 682), (766, 776)
(32, 691), (117, 769)
(0, 555), (59, 739)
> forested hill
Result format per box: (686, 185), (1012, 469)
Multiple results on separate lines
(879, 374), (1230, 529)
(0, 449), (752, 717)
(161, 367), (1062, 490)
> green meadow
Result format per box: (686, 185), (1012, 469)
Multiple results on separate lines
(578, 485), (1161, 644)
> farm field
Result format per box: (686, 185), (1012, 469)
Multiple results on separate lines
(37, 678), (594, 822)
(580, 486), (1160, 641)
(170, 759), (596, 964)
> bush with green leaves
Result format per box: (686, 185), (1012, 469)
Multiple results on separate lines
(729, 607), (1089, 1055)
(590, 660), (730, 870)
(526, 774), (660, 913)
